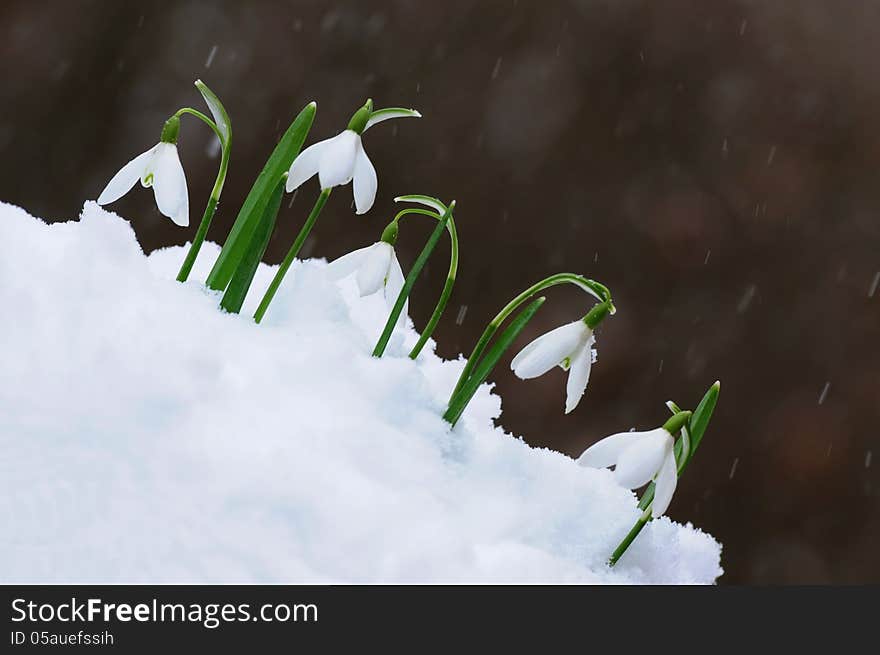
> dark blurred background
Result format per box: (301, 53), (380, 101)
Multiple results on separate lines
(2, 0), (878, 584)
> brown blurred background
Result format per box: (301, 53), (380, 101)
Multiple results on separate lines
(1, 0), (878, 584)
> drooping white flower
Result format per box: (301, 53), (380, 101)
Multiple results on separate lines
(97, 117), (189, 227)
(286, 101), (420, 215)
(326, 240), (407, 326)
(510, 319), (595, 414)
(577, 426), (679, 518)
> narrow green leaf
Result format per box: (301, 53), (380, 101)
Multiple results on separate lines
(206, 101), (316, 292)
(219, 177), (286, 315)
(364, 107), (421, 131)
(394, 194), (447, 214)
(443, 296), (545, 426)
(194, 79), (231, 146)
(685, 380), (720, 466)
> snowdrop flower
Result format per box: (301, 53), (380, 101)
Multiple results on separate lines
(97, 116), (189, 227)
(510, 319), (597, 414)
(327, 223), (407, 325)
(286, 99), (421, 215)
(577, 412), (691, 518)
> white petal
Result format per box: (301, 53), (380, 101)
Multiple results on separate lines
(355, 242), (393, 297)
(384, 249), (408, 328)
(352, 141), (377, 215)
(317, 131), (358, 189)
(651, 446), (678, 518)
(577, 430), (646, 469)
(564, 337), (594, 414)
(326, 245), (373, 281)
(614, 428), (671, 489)
(510, 320), (589, 379)
(151, 143), (189, 227)
(286, 139), (329, 191)
(96, 146), (155, 205)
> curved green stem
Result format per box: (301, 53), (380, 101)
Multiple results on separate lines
(253, 188), (331, 324)
(372, 203), (454, 357)
(175, 107), (225, 143)
(175, 107), (231, 282)
(450, 273), (614, 400)
(390, 207), (459, 359)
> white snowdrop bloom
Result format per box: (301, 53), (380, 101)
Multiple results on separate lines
(97, 117), (189, 227)
(327, 240), (407, 324)
(286, 100), (421, 215)
(578, 426), (680, 518)
(510, 319), (595, 414)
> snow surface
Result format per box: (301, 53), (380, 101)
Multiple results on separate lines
(0, 201), (722, 583)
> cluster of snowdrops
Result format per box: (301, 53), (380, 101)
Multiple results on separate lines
(95, 80), (720, 565)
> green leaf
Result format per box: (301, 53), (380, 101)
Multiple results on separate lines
(443, 296), (545, 426)
(394, 194), (447, 215)
(206, 101), (316, 292)
(685, 380), (720, 467)
(194, 79), (231, 146)
(364, 107), (421, 131)
(219, 176), (286, 315)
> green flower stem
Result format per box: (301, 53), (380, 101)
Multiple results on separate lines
(174, 108), (224, 142)
(450, 273), (614, 400)
(389, 207), (459, 359)
(174, 107), (231, 283)
(608, 381), (721, 566)
(253, 188), (331, 324)
(442, 297), (546, 426)
(608, 509), (652, 567)
(372, 203), (455, 358)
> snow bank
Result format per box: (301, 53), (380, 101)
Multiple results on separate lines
(0, 201), (722, 583)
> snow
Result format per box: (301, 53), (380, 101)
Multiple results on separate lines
(0, 201), (722, 584)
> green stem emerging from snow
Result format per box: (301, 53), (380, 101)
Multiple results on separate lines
(386, 206), (459, 359)
(253, 188), (331, 324)
(442, 297), (546, 426)
(372, 202), (455, 358)
(175, 81), (233, 282)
